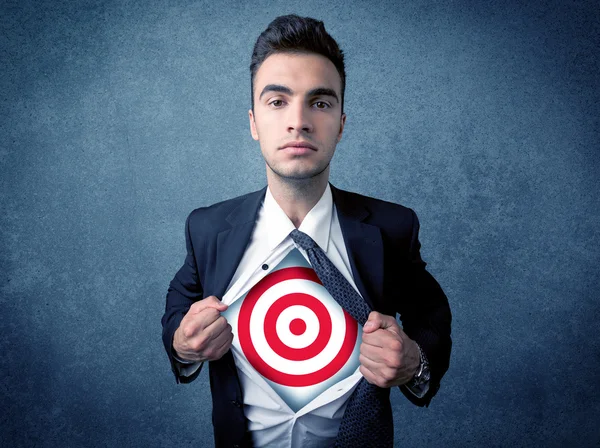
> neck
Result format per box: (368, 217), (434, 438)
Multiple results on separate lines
(266, 167), (330, 228)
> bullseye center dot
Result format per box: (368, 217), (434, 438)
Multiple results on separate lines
(289, 318), (306, 336)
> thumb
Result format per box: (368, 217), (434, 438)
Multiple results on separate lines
(190, 295), (228, 314)
(363, 312), (400, 335)
(363, 311), (383, 333)
(213, 296), (228, 307)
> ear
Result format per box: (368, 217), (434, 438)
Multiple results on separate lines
(249, 109), (259, 141)
(336, 113), (346, 143)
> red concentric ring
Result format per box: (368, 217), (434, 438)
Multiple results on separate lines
(263, 292), (331, 361)
(238, 267), (358, 387)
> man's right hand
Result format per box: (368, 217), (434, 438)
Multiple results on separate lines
(173, 295), (233, 363)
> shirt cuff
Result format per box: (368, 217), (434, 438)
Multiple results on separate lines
(173, 353), (202, 377)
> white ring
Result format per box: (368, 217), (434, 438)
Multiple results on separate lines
(249, 278), (347, 375)
(276, 305), (319, 349)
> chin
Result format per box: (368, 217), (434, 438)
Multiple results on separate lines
(274, 168), (326, 181)
(265, 157), (331, 180)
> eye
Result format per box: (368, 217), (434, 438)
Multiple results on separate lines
(268, 99), (285, 108)
(313, 101), (330, 109)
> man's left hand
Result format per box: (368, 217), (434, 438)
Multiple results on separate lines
(359, 311), (420, 388)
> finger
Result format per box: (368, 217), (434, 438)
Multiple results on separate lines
(364, 312), (402, 337)
(179, 326), (229, 362)
(360, 354), (403, 386)
(362, 311), (383, 332)
(182, 306), (220, 335)
(209, 330), (234, 360)
(359, 363), (382, 387)
(200, 315), (231, 344)
(185, 318), (231, 357)
(360, 341), (389, 364)
(359, 353), (386, 374)
(181, 307), (223, 340)
(189, 295), (228, 315)
(363, 311), (395, 332)
(201, 324), (232, 357)
(362, 327), (400, 349)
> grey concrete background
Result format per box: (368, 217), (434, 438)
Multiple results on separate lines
(1, 0), (599, 446)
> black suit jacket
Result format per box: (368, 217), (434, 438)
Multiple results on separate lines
(161, 183), (452, 447)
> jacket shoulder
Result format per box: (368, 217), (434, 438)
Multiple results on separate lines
(333, 185), (416, 231)
(340, 188), (412, 213)
(187, 187), (265, 230)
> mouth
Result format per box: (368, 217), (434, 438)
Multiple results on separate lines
(280, 141), (318, 152)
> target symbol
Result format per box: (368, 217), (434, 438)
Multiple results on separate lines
(238, 266), (358, 387)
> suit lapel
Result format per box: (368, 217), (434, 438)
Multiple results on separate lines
(213, 186), (268, 299)
(330, 183), (384, 311)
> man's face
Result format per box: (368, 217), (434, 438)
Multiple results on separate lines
(249, 52), (346, 181)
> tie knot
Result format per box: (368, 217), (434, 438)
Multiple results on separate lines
(289, 229), (318, 251)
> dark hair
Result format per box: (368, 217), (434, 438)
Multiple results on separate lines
(250, 15), (346, 113)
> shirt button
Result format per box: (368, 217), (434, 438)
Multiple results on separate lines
(262, 264), (269, 270)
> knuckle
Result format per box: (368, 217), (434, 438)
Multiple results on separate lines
(389, 339), (402, 352)
(199, 309), (218, 325)
(192, 336), (207, 352)
(206, 295), (221, 306)
(388, 355), (402, 369)
(190, 301), (202, 311)
(182, 326), (193, 339)
(383, 368), (396, 382)
(202, 307), (217, 317)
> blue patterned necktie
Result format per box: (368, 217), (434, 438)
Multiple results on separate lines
(289, 229), (394, 448)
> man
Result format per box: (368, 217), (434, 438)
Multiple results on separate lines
(162, 14), (451, 448)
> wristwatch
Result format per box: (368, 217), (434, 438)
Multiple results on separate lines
(411, 344), (431, 387)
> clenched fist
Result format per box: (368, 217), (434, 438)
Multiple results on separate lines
(173, 295), (233, 362)
(359, 311), (420, 388)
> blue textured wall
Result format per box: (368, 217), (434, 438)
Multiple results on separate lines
(1, 0), (599, 446)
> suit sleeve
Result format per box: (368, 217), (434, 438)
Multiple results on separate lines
(398, 209), (452, 407)
(161, 211), (206, 384)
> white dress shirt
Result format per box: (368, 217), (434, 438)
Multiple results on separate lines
(177, 183), (427, 447)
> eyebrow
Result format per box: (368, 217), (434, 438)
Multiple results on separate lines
(258, 84), (339, 103)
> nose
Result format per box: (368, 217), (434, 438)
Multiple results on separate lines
(287, 102), (313, 134)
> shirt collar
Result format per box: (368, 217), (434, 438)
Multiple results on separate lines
(264, 183), (333, 252)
